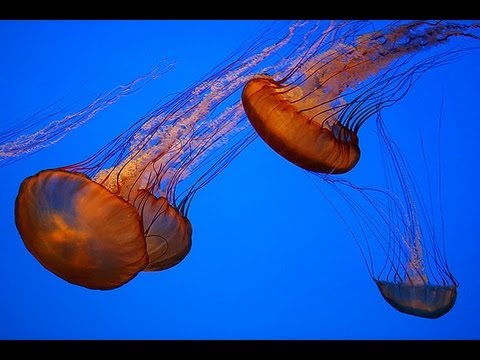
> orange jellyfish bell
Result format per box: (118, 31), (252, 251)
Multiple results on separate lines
(15, 170), (149, 290)
(132, 190), (192, 272)
(242, 76), (360, 174)
(15, 169), (192, 290)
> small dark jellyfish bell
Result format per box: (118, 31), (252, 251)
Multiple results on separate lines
(375, 280), (457, 319)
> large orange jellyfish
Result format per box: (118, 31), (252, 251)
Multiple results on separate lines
(12, 21), (313, 290)
(316, 115), (457, 318)
(242, 20), (479, 174)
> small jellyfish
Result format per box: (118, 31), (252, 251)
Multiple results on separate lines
(319, 115), (458, 318)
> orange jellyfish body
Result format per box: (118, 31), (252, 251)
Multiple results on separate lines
(242, 77), (360, 174)
(133, 190), (192, 272)
(15, 169), (192, 290)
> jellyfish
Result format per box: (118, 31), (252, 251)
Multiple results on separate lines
(241, 20), (479, 174)
(13, 85), (249, 290)
(12, 21), (318, 290)
(315, 115), (457, 318)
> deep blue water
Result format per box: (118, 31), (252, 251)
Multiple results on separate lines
(1, 20), (479, 340)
